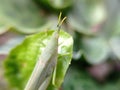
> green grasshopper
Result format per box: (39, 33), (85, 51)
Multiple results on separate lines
(25, 13), (66, 90)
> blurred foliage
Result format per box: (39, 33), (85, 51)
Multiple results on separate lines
(35, 0), (73, 12)
(0, 0), (50, 33)
(63, 61), (120, 90)
(0, 0), (120, 90)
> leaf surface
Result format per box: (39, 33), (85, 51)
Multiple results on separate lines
(4, 30), (73, 90)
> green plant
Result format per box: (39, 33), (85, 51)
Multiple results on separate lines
(0, 0), (120, 90)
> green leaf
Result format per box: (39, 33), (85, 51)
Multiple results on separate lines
(68, 0), (106, 35)
(80, 37), (109, 64)
(0, 0), (49, 33)
(52, 31), (73, 87)
(4, 30), (73, 90)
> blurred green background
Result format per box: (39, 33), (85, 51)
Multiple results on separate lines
(0, 0), (120, 90)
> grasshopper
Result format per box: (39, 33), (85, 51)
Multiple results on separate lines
(25, 13), (66, 90)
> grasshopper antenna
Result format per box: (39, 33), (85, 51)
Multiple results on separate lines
(57, 12), (67, 31)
